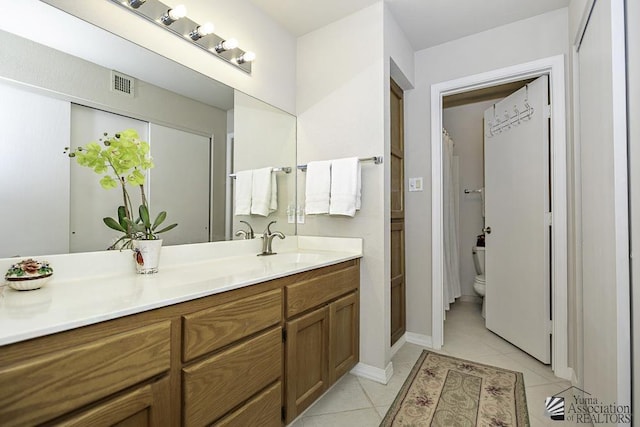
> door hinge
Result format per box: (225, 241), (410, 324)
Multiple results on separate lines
(544, 104), (552, 119)
(547, 320), (554, 335)
(282, 328), (287, 342)
(545, 212), (552, 226)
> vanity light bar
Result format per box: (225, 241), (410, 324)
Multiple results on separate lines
(111, 0), (253, 74)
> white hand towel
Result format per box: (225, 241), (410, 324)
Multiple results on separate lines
(234, 170), (253, 216)
(305, 160), (332, 214)
(270, 172), (278, 212)
(329, 157), (360, 217)
(251, 167), (274, 216)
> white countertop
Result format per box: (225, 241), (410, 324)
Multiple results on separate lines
(0, 236), (362, 346)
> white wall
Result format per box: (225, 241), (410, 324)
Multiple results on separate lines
(296, 3), (387, 372)
(404, 8), (569, 339)
(443, 100), (497, 297)
(296, 1), (414, 374)
(0, 0), (296, 114)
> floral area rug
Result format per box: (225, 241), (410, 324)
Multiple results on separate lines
(381, 351), (529, 426)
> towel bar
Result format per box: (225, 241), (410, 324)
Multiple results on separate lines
(229, 166), (292, 178)
(297, 156), (383, 171)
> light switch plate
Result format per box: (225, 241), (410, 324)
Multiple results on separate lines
(409, 177), (424, 192)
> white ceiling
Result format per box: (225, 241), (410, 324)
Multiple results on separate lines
(249, 0), (571, 50)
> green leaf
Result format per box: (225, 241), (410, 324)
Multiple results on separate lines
(139, 204), (151, 228)
(103, 217), (126, 233)
(152, 211), (167, 230)
(155, 223), (178, 234)
(117, 206), (128, 229)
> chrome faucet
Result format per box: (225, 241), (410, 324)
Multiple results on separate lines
(235, 220), (255, 240)
(259, 221), (285, 256)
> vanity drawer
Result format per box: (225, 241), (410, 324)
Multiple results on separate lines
(285, 262), (359, 318)
(182, 288), (282, 361)
(213, 381), (282, 427)
(0, 321), (171, 426)
(182, 327), (282, 427)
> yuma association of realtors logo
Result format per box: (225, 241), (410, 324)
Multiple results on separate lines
(544, 386), (632, 424)
(544, 395), (565, 420)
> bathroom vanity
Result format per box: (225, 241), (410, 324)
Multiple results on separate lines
(0, 237), (362, 426)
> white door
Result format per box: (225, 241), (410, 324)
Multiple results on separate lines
(0, 82), (71, 257)
(149, 123), (210, 245)
(578, 0), (631, 408)
(484, 75), (550, 363)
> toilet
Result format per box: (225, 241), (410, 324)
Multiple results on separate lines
(472, 246), (486, 318)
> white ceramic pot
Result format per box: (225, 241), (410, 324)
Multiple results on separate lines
(131, 239), (163, 274)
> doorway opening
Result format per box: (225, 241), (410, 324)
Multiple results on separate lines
(430, 55), (570, 379)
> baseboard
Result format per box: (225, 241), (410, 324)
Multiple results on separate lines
(405, 332), (433, 348)
(458, 295), (482, 304)
(389, 334), (406, 358)
(350, 361), (393, 384)
(553, 365), (574, 382)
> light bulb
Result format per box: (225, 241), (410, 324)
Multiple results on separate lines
(198, 22), (215, 36)
(168, 5), (187, 20)
(237, 51), (256, 64)
(190, 22), (215, 40)
(161, 4), (187, 25)
(214, 38), (239, 53)
(222, 38), (239, 50)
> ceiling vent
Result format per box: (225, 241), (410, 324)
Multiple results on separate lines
(111, 71), (135, 97)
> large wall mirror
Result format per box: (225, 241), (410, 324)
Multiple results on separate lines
(0, 13), (296, 257)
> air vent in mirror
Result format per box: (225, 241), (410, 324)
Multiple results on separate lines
(111, 71), (135, 97)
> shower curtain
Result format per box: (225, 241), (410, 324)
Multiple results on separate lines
(443, 129), (461, 310)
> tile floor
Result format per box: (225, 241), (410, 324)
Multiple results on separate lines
(288, 301), (575, 427)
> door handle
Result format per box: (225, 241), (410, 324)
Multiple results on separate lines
(483, 226), (492, 234)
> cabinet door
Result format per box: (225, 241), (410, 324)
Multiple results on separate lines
(58, 377), (170, 427)
(285, 306), (329, 422)
(329, 292), (359, 383)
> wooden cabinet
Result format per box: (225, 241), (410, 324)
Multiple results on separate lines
(0, 321), (171, 426)
(284, 260), (360, 423)
(183, 327), (282, 426)
(0, 259), (359, 427)
(329, 292), (359, 383)
(59, 377), (171, 427)
(390, 78), (406, 346)
(285, 306), (330, 419)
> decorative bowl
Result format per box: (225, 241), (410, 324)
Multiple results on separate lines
(5, 259), (53, 291)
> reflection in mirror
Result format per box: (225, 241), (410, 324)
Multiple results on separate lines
(232, 91), (297, 239)
(0, 27), (296, 258)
